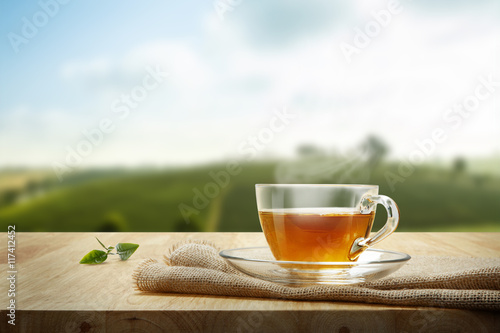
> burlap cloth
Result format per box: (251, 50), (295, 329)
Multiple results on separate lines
(133, 240), (500, 311)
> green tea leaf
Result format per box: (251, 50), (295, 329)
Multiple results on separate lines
(79, 250), (108, 264)
(96, 237), (108, 250)
(115, 243), (139, 260)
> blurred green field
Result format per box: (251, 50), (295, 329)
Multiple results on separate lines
(0, 160), (499, 232)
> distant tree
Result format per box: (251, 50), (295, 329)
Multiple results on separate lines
(39, 177), (56, 192)
(297, 144), (324, 157)
(1, 189), (21, 206)
(173, 218), (201, 232)
(360, 135), (389, 167)
(97, 211), (128, 232)
(453, 157), (467, 174)
(25, 179), (39, 195)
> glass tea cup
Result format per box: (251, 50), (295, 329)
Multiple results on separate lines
(256, 184), (400, 262)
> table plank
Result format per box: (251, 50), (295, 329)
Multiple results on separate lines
(1, 232), (499, 332)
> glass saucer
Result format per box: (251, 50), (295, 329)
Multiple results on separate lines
(219, 247), (410, 285)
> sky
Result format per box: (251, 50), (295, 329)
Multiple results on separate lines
(1, 0), (499, 168)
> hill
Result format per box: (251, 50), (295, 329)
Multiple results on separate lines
(0, 161), (499, 232)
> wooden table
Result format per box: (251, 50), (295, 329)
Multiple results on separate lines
(1, 232), (499, 332)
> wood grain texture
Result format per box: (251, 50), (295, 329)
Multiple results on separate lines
(1, 232), (499, 332)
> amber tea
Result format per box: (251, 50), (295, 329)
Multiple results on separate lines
(256, 184), (399, 263)
(259, 208), (376, 262)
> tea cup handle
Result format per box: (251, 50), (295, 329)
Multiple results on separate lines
(350, 195), (400, 260)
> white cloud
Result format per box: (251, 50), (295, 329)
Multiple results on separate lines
(61, 57), (112, 81)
